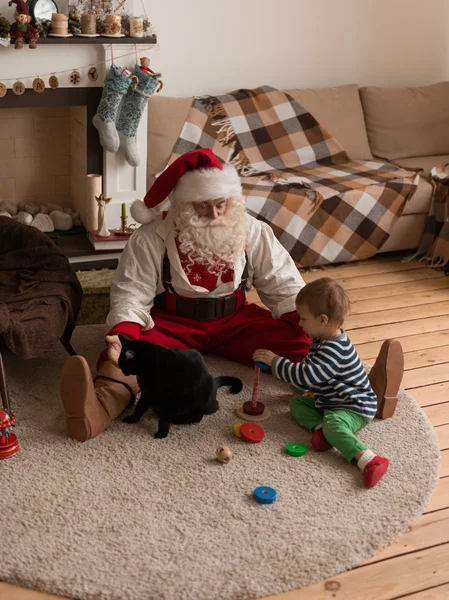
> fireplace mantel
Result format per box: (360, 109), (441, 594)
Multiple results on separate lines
(36, 35), (157, 45)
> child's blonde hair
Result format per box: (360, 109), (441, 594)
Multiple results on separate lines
(296, 277), (350, 326)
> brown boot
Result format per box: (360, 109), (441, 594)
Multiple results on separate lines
(60, 356), (139, 442)
(369, 339), (404, 419)
(28, 38), (37, 49)
(15, 38), (23, 49)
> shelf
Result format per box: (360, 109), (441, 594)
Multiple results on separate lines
(47, 229), (121, 271)
(35, 34), (157, 45)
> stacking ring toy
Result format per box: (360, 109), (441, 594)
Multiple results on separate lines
(285, 442), (307, 457)
(254, 486), (277, 504)
(254, 361), (270, 370)
(240, 422), (265, 443)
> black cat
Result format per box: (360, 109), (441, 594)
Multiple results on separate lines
(117, 335), (243, 438)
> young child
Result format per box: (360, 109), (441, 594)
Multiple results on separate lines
(253, 277), (390, 488)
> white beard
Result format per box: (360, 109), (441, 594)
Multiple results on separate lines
(172, 196), (248, 274)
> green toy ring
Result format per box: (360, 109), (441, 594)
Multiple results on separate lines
(285, 442), (306, 457)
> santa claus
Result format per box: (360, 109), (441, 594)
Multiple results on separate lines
(60, 148), (403, 442)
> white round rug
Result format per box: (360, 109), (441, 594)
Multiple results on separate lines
(1, 325), (440, 600)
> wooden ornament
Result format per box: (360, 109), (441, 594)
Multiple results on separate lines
(87, 67), (98, 82)
(49, 75), (59, 89)
(0, 83), (6, 98)
(215, 445), (232, 464)
(32, 77), (45, 93)
(12, 81), (25, 96)
(69, 70), (81, 86)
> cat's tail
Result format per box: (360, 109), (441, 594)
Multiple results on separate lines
(214, 376), (243, 394)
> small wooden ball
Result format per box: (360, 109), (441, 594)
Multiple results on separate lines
(216, 445), (232, 464)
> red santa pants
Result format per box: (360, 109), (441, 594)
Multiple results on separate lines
(99, 293), (310, 369)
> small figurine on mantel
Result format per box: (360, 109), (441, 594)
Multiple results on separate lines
(95, 193), (112, 237)
(8, 0), (39, 49)
(139, 57), (163, 92)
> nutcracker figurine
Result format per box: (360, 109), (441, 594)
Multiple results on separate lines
(0, 409), (19, 459)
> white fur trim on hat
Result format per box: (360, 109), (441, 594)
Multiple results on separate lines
(130, 200), (158, 224)
(170, 163), (242, 205)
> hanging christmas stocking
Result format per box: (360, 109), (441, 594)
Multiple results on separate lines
(92, 64), (132, 153)
(116, 65), (161, 167)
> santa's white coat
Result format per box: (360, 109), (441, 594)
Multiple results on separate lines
(106, 212), (306, 332)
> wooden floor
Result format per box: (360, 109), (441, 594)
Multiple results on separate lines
(2, 253), (449, 600)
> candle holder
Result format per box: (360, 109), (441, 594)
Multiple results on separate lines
(113, 217), (136, 236)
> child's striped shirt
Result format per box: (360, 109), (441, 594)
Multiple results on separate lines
(272, 331), (377, 421)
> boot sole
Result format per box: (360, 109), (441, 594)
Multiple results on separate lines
(60, 356), (95, 441)
(374, 339), (404, 419)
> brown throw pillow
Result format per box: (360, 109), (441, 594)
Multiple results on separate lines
(360, 82), (449, 160)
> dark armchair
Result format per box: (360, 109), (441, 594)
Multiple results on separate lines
(0, 216), (83, 412)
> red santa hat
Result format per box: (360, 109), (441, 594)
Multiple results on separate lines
(9, 0), (29, 15)
(130, 148), (242, 225)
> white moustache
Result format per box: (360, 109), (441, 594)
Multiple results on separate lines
(190, 215), (233, 228)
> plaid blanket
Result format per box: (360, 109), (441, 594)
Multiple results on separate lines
(170, 86), (419, 267)
(416, 165), (449, 275)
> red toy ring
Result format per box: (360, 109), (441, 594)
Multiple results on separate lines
(240, 422), (265, 443)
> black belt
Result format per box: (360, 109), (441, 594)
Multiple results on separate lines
(154, 292), (242, 321)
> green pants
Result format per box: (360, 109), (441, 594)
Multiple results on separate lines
(290, 395), (368, 462)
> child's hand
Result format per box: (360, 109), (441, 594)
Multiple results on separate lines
(253, 349), (278, 367)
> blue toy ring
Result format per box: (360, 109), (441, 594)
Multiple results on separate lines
(254, 486), (277, 504)
(254, 361), (270, 370)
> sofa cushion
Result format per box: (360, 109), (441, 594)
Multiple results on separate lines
(392, 154), (449, 178)
(379, 214), (426, 253)
(285, 85), (373, 160)
(360, 82), (449, 160)
(147, 96), (192, 185)
(147, 85), (373, 183)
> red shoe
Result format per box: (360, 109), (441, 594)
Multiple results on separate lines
(363, 456), (389, 488)
(311, 429), (333, 452)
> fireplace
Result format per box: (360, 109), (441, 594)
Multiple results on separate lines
(0, 87), (103, 174)
(0, 40), (155, 231)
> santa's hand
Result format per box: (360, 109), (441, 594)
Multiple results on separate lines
(253, 349), (278, 367)
(105, 334), (122, 367)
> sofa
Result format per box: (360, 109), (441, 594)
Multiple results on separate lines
(146, 81), (449, 254)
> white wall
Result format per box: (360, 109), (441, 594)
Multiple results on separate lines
(1, 0), (447, 93)
(146, 0), (449, 96)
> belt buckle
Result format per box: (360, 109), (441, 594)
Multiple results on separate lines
(195, 297), (216, 320)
